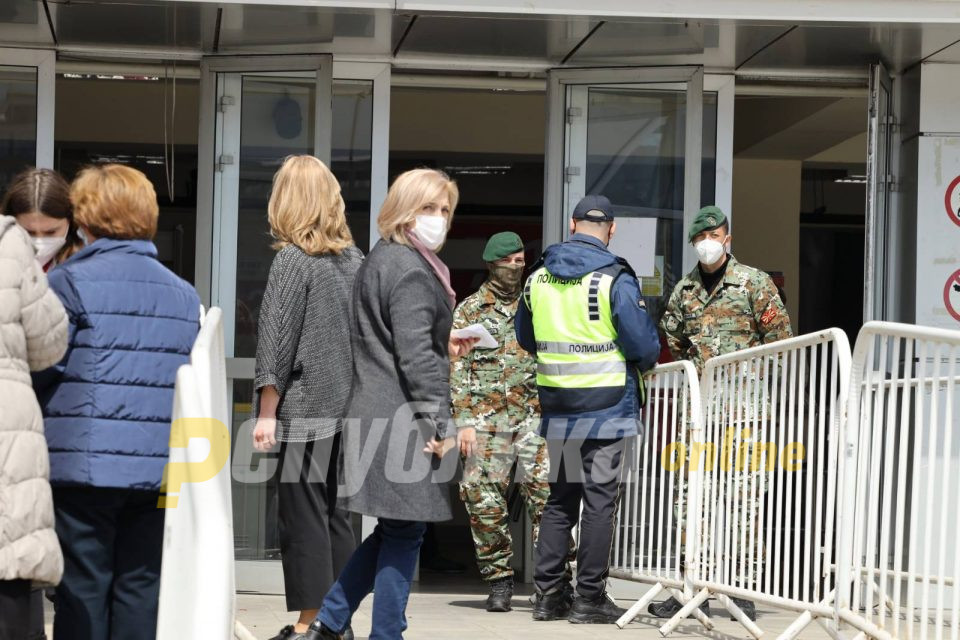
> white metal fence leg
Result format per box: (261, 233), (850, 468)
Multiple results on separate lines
(715, 593), (764, 639)
(814, 617), (845, 640)
(616, 583), (663, 629)
(659, 587), (712, 636)
(776, 590), (837, 640)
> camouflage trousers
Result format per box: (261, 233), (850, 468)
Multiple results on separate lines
(459, 428), (557, 582)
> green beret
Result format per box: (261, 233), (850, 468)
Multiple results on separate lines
(482, 231), (524, 262)
(688, 206), (728, 242)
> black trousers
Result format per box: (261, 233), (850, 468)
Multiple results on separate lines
(278, 434), (356, 611)
(534, 438), (627, 600)
(0, 580), (29, 640)
(0, 581), (52, 640)
(52, 487), (164, 640)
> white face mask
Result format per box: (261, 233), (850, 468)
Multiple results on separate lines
(695, 238), (728, 266)
(32, 235), (66, 267)
(412, 215), (447, 251)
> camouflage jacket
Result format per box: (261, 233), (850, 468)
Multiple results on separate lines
(660, 256), (793, 373)
(450, 283), (540, 433)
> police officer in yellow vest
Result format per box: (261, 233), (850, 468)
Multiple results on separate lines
(515, 195), (661, 625)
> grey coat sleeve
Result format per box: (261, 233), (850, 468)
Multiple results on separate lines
(255, 249), (307, 397)
(387, 267), (452, 439)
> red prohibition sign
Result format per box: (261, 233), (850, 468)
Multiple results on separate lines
(945, 175), (960, 228)
(945, 268), (960, 323)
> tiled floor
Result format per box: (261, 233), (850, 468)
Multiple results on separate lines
(231, 584), (835, 640)
(42, 580), (836, 639)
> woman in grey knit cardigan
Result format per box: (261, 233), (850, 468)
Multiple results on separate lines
(251, 156), (363, 640)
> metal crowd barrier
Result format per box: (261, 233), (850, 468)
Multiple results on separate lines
(614, 329), (853, 638)
(835, 322), (960, 640)
(686, 329), (851, 639)
(610, 361), (713, 629)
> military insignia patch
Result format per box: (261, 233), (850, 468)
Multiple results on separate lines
(665, 316), (679, 331)
(760, 306), (777, 325)
(706, 216), (716, 225)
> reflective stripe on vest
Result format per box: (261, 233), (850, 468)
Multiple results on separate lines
(527, 265), (625, 390)
(537, 361), (627, 376)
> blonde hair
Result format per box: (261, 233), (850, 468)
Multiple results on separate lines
(267, 155), (353, 255)
(70, 164), (158, 240)
(377, 168), (459, 245)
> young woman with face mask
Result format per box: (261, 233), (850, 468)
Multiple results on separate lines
(1, 168), (82, 272)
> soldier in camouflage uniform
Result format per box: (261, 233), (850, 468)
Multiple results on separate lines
(452, 232), (572, 613)
(651, 206), (792, 621)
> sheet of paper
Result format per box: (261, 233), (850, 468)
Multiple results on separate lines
(450, 323), (498, 349)
(607, 217), (657, 277)
(640, 255), (664, 297)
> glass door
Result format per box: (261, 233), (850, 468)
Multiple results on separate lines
(198, 56), (387, 591)
(200, 56), (333, 590)
(546, 67), (720, 326)
(0, 49), (55, 190)
(544, 67), (723, 585)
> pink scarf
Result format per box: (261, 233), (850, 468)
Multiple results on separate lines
(406, 230), (457, 308)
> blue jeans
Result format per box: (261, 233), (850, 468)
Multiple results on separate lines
(317, 518), (427, 640)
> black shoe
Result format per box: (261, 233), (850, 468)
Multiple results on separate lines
(532, 586), (573, 621)
(568, 592), (627, 624)
(729, 597), (756, 621)
(647, 596), (710, 619)
(486, 576), (514, 612)
(341, 628), (354, 640)
(267, 625), (297, 640)
(302, 620), (342, 640)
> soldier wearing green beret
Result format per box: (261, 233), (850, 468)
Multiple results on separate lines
(649, 206), (793, 622)
(451, 231), (572, 613)
(659, 206), (792, 374)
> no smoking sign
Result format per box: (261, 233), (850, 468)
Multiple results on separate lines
(946, 269), (960, 323)
(945, 175), (960, 228)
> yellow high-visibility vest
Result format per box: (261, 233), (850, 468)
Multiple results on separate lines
(524, 266), (626, 393)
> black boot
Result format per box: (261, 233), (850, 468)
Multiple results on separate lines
(302, 620), (342, 640)
(532, 585), (573, 621)
(647, 596), (710, 619)
(568, 591), (627, 624)
(486, 576), (514, 612)
(729, 597), (756, 621)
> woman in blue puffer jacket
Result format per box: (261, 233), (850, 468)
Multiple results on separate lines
(36, 164), (200, 640)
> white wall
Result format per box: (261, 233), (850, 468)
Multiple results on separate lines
(916, 63), (960, 331)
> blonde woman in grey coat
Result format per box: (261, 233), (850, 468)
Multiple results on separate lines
(304, 169), (477, 640)
(252, 155), (363, 640)
(0, 214), (68, 639)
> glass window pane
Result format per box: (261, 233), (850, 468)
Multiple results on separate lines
(230, 79), (374, 560)
(584, 87), (717, 325)
(332, 80), (373, 254)
(0, 65), (37, 192)
(234, 76), (316, 359)
(233, 78), (374, 359)
(230, 379), (280, 561)
(389, 86), (546, 300)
